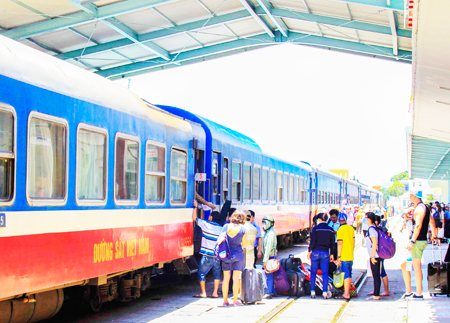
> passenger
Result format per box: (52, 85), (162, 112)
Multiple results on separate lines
(336, 213), (355, 300)
(361, 211), (369, 236)
(444, 204), (450, 240)
(401, 191), (436, 300)
(327, 209), (340, 260)
(367, 214), (390, 298)
(345, 206), (354, 226)
(249, 210), (263, 267)
(192, 200), (222, 299)
(262, 215), (277, 299)
(221, 210), (247, 306)
(243, 211), (258, 268)
(307, 213), (336, 299)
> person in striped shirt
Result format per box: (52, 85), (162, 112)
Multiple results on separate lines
(192, 200), (223, 298)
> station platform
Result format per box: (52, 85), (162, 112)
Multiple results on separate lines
(49, 215), (450, 323)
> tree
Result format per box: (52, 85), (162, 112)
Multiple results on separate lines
(426, 194), (435, 203)
(385, 180), (405, 198)
(390, 171), (409, 182)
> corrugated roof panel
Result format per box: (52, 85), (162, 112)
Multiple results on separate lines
(399, 37), (412, 51)
(320, 25), (356, 41)
(201, 0), (243, 16)
(156, 0), (212, 25)
(113, 44), (159, 60)
(0, 1), (45, 29)
(225, 18), (265, 38)
(113, 9), (174, 34)
(31, 29), (92, 53)
(306, 0), (350, 17)
(152, 32), (201, 52)
(346, 3), (390, 25)
(95, 0), (124, 6)
(24, 0), (80, 17)
(283, 18), (322, 35)
(75, 22), (125, 44)
(357, 29), (393, 47)
(193, 25), (235, 44)
(271, 0), (307, 12)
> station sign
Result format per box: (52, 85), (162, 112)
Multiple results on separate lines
(195, 173), (207, 181)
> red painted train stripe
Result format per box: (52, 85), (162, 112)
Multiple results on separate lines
(0, 222), (193, 300)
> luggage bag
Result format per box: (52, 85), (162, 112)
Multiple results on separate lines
(280, 254), (302, 272)
(241, 268), (265, 304)
(287, 271), (307, 297)
(428, 242), (450, 297)
(273, 265), (290, 294)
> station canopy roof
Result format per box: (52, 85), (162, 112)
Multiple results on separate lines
(409, 0), (450, 180)
(0, 0), (411, 80)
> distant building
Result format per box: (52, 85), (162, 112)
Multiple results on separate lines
(330, 169), (349, 179)
(388, 179), (449, 209)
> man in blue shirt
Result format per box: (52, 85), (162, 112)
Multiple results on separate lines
(249, 210), (262, 267)
(192, 200), (222, 298)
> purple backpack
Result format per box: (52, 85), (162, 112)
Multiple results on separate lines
(215, 232), (231, 261)
(273, 265), (290, 293)
(376, 227), (396, 259)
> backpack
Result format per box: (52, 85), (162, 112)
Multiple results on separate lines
(214, 232), (231, 261)
(433, 210), (443, 229)
(374, 227), (396, 259)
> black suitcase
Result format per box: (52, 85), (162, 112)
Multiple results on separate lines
(280, 254), (302, 272)
(427, 242), (450, 297)
(287, 271), (306, 297)
(241, 267), (265, 304)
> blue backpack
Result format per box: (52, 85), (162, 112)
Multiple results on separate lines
(215, 232), (231, 261)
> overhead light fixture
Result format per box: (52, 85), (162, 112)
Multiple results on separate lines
(439, 86), (450, 91)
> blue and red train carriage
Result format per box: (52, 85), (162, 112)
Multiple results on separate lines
(0, 35), (382, 322)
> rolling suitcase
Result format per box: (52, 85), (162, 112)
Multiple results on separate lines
(287, 271), (306, 297)
(427, 242), (449, 297)
(280, 254), (302, 272)
(241, 267), (265, 304)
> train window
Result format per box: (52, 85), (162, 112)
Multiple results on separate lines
(299, 176), (304, 203)
(289, 174), (294, 203)
(115, 134), (140, 204)
(170, 148), (187, 205)
(262, 167), (269, 202)
(145, 141), (166, 204)
(76, 125), (108, 205)
(283, 173), (288, 203)
(27, 113), (68, 206)
(253, 165), (261, 202)
(223, 158), (229, 201)
(232, 160), (241, 202)
(277, 171), (283, 202)
(270, 169), (276, 202)
(212, 159), (218, 195)
(243, 163), (251, 202)
(0, 105), (16, 205)
(294, 175), (299, 204)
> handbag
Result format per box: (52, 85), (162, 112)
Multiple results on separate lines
(264, 259), (280, 273)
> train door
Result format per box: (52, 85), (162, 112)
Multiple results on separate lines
(195, 149), (205, 199)
(222, 157), (230, 202)
(212, 152), (221, 205)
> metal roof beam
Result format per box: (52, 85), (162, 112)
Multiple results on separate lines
(302, 0), (312, 13)
(57, 10), (250, 60)
(102, 18), (171, 61)
(238, 0), (275, 38)
(334, 0), (404, 11)
(96, 31), (411, 79)
(265, 8), (411, 38)
(65, 0), (98, 15)
(387, 9), (398, 55)
(57, 8), (410, 61)
(255, 0), (288, 37)
(1, 0), (178, 40)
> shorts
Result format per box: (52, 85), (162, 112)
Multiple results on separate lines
(341, 261), (353, 280)
(222, 253), (245, 272)
(412, 240), (427, 259)
(198, 255), (221, 281)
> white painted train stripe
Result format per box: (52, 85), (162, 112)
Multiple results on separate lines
(0, 208), (193, 238)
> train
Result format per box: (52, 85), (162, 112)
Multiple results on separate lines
(0, 34), (382, 323)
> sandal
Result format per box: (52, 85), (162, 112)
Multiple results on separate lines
(233, 301), (244, 306)
(367, 291), (374, 296)
(208, 294), (219, 298)
(221, 302), (230, 307)
(337, 296), (351, 301)
(193, 294), (207, 298)
(365, 297), (380, 301)
(380, 292), (390, 296)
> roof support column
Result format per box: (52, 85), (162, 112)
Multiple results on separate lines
(387, 9), (398, 55)
(238, 0), (275, 38)
(255, 0), (288, 37)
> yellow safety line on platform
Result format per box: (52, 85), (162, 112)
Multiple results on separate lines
(256, 298), (295, 323)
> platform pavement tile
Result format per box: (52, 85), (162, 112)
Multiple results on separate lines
(277, 301), (344, 319)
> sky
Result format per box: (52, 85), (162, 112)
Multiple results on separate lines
(116, 43), (412, 187)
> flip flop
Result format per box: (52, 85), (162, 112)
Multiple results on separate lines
(337, 296), (351, 301)
(380, 292), (390, 296)
(208, 294), (219, 298)
(365, 297), (381, 301)
(193, 294), (207, 298)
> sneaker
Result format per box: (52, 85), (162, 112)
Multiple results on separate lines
(400, 292), (413, 300)
(411, 294), (424, 300)
(311, 292), (316, 299)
